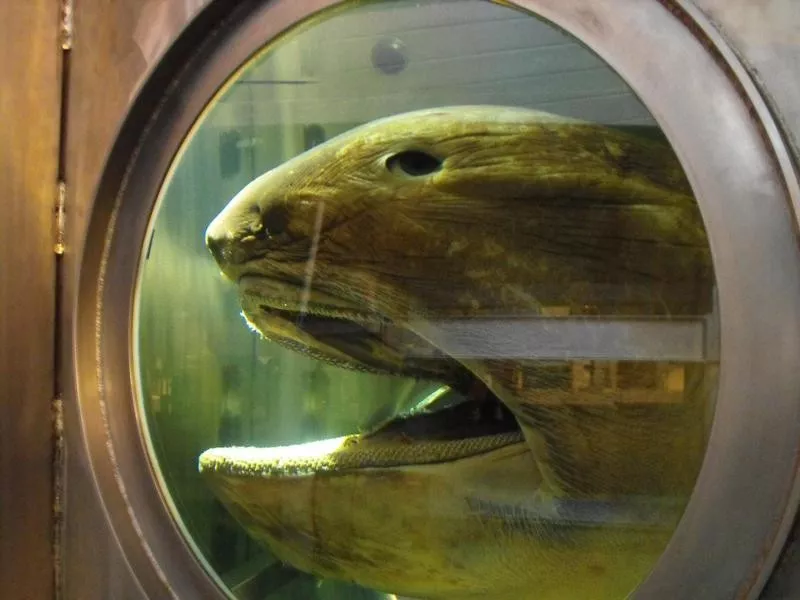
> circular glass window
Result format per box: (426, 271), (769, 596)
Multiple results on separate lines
(135, 1), (718, 598)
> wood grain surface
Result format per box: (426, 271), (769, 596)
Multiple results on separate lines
(0, 2), (60, 598)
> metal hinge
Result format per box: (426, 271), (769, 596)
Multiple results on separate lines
(60, 0), (73, 51)
(51, 394), (64, 600)
(55, 182), (66, 255)
(56, 0), (72, 255)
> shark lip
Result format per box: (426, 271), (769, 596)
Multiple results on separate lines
(198, 430), (525, 478)
(237, 275), (456, 379)
(246, 301), (448, 377)
(238, 274), (376, 323)
(199, 386), (525, 477)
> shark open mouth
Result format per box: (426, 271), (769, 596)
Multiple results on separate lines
(199, 276), (526, 474)
(199, 352), (525, 475)
(199, 398), (524, 477)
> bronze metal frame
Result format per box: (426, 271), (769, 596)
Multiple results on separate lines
(71, 0), (800, 598)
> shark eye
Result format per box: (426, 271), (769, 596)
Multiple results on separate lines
(386, 150), (442, 177)
(251, 204), (293, 244)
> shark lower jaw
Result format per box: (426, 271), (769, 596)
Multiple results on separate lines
(198, 436), (549, 600)
(198, 432), (525, 479)
(199, 388), (525, 477)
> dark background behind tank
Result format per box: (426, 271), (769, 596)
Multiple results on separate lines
(0, 0), (797, 599)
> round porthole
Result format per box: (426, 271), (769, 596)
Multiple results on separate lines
(75, 1), (800, 599)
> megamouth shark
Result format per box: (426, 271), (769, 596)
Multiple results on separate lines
(201, 106), (714, 600)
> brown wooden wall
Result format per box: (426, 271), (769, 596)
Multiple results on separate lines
(1, 1), (206, 598)
(0, 2), (60, 598)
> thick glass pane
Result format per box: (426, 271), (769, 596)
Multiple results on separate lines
(136, 1), (717, 598)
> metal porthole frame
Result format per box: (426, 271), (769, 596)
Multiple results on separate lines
(73, 0), (800, 598)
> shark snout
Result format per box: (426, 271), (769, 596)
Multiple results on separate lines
(204, 210), (253, 273)
(204, 217), (229, 268)
(205, 171), (282, 272)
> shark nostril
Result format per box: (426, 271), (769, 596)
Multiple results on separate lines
(205, 202), (294, 269)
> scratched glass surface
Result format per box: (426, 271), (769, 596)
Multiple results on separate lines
(135, 1), (719, 599)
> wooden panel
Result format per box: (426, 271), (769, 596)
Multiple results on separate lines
(61, 0), (206, 598)
(0, 2), (60, 599)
